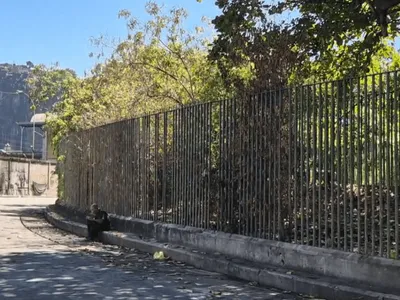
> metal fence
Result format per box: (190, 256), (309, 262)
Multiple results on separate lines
(62, 70), (400, 259)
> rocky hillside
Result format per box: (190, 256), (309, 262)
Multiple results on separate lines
(0, 63), (57, 152)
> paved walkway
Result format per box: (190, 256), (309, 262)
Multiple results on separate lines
(0, 198), (305, 299)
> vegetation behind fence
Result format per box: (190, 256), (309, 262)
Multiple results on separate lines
(62, 70), (400, 260)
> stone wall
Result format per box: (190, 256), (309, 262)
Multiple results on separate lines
(0, 157), (58, 197)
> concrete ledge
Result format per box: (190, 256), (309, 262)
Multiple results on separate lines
(111, 215), (400, 293)
(54, 201), (400, 294)
(45, 207), (400, 300)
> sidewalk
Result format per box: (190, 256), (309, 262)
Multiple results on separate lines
(45, 204), (400, 300)
(0, 197), (307, 299)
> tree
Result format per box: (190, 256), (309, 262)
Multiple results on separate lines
(28, 1), (231, 154)
(210, 0), (301, 91)
(113, 2), (230, 108)
(211, 0), (400, 85)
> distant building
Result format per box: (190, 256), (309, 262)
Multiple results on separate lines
(16, 113), (56, 161)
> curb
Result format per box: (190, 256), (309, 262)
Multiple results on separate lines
(44, 208), (400, 300)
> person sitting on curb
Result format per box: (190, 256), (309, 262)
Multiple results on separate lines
(86, 203), (111, 241)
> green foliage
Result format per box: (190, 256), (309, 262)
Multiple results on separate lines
(300, 41), (400, 83)
(211, 0), (400, 86)
(28, 1), (232, 154)
(210, 0), (299, 91)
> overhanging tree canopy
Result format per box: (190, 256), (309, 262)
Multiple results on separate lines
(211, 0), (400, 85)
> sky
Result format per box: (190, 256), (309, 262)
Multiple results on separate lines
(0, 0), (220, 76)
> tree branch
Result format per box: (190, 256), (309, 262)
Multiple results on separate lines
(128, 60), (195, 103)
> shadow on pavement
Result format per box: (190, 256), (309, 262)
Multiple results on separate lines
(0, 202), (301, 300)
(2, 204), (47, 207)
(0, 208), (44, 219)
(0, 249), (293, 300)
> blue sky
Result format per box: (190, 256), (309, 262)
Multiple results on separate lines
(0, 0), (219, 76)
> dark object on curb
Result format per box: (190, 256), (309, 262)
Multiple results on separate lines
(86, 203), (110, 241)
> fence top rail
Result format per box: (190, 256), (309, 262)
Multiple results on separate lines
(0, 156), (57, 165)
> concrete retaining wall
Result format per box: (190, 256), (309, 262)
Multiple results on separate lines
(56, 201), (400, 293)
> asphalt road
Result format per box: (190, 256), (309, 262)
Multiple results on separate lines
(0, 197), (309, 300)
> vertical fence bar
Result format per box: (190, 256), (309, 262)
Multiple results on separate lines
(250, 95), (256, 236)
(184, 108), (189, 226)
(130, 121), (135, 217)
(349, 78), (355, 253)
(129, 119), (134, 217)
(179, 108), (184, 225)
(162, 112), (168, 222)
(185, 108), (188, 226)
(364, 77), (370, 255)
(330, 81), (335, 248)
(246, 98), (251, 236)
(136, 118), (141, 218)
(272, 90), (277, 239)
(105, 127), (110, 213)
(144, 117), (148, 219)
(261, 93), (266, 237)
(148, 117), (152, 219)
(189, 107), (193, 226)
(394, 71), (399, 259)
(181, 108), (186, 226)
(188, 106), (194, 226)
(305, 86), (310, 245)
(120, 124), (125, 216)
(200, 104), (205, 229)
(114, 124), (120, 214)
(218, 101), (223, 231)
(195, 105), (201, 228)
(230, 99), (236, 233)
(300, 86), (305, 244)
(324, 82), (329, 248)
(386, 72), (391, 258)
(294, 87), (299, 244)
(207, 103), (212, 229)
(122, 122), (127, 216)
(379, 74), (384, 256)
(175, 110), (179, 224)
(337, 80), (342, 250)
(343, 79), (349, 252)
(194, 105), (200, 227)
(268, 90), (273, 239)
(148, 117), (153, 219)
(277, 89), (282, 241)
(371, 75), (377, 256)
(154, 114), (160, 221)
(133, 120), (138, 218)
(238, 100), (243, 235)
(222, 100), (227, 230)
(356, 77), (362, 253)
(229, 99), (234, 232)
(317, 83), (323, 247)
(141, 118), (146, 219)
(312, 84), (317, 247)
(172, 110), (177, 224)
(178, 109), (182, 224)
(288, 88), (293, 243)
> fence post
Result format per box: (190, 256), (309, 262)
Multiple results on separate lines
(27, 161), (31, 196)
(47, 162), (50, 191)
(7, 160), (11, 196)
